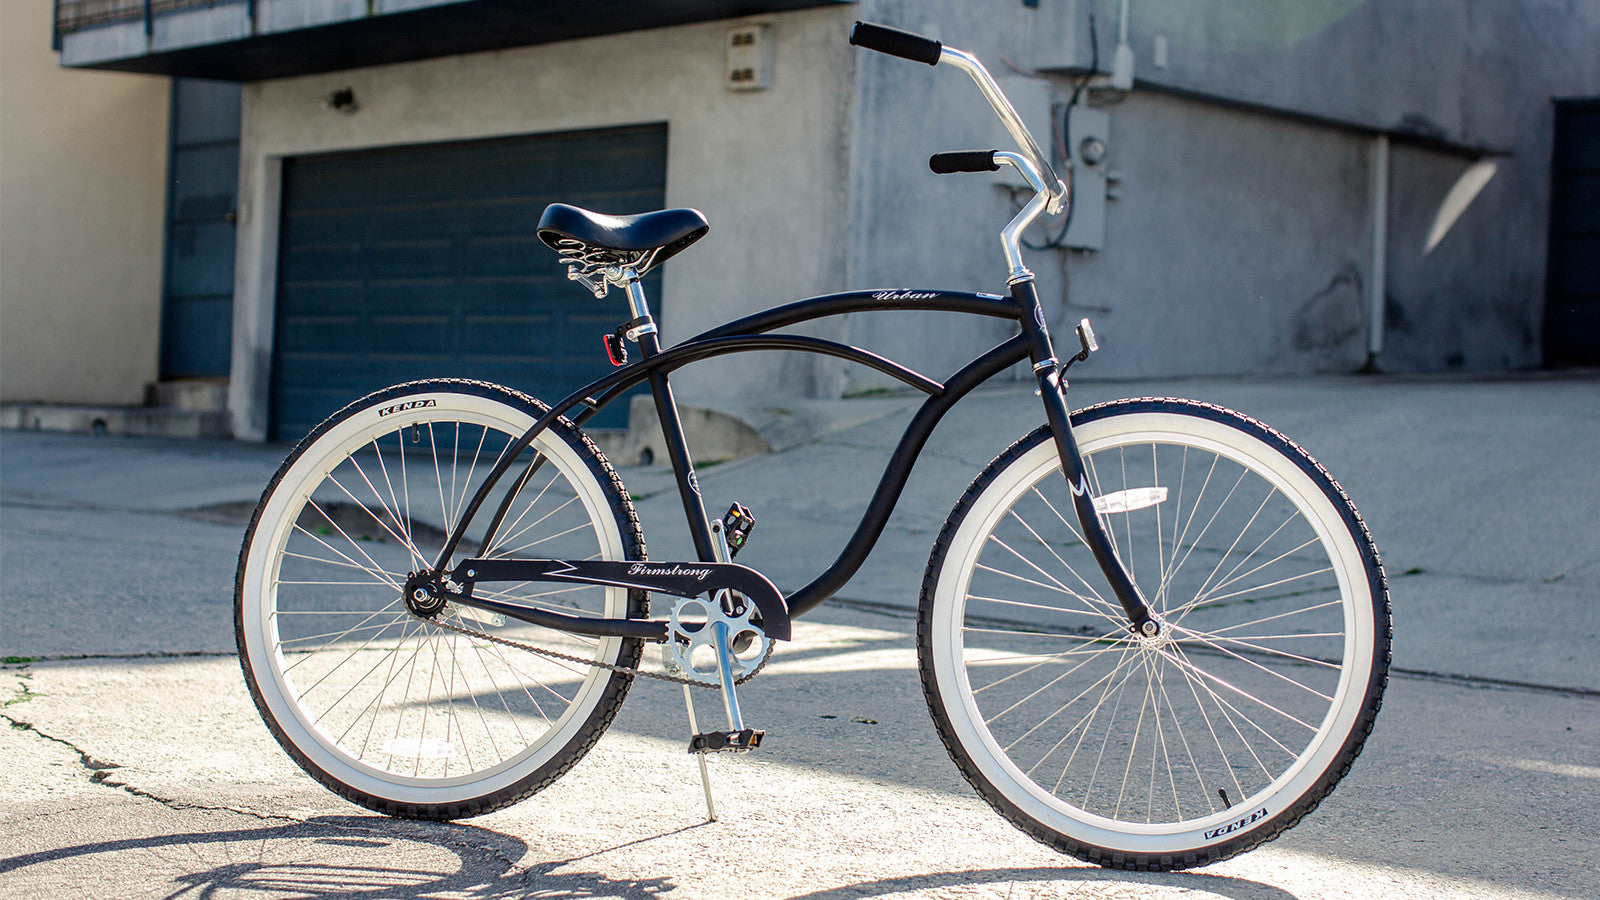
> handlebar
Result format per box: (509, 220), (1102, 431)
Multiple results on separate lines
(930, 151), (1000, 174)
(848, 21), (941, 66)
(849, 21), (1067, 217)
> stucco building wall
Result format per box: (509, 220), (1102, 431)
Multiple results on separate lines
(841, 0), (1600, 385)
(1, 0), (169, 405)
(229, 8), (859, 439)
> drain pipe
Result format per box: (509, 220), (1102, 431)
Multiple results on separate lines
(1110, 0), (1135, 90)
(1363, 133), (1390, 372)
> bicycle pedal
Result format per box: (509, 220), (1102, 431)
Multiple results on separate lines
(721, 503), (755, 556)
(689, 729), (764, 754)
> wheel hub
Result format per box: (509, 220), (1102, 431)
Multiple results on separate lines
(403, 573), (447, 619)
(1133, 614), (1172, 651)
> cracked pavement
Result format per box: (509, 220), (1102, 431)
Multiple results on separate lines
(2, 373), (1598, 899)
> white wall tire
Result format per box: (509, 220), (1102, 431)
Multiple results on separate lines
(236, 379), (646, 818)
(918, 398), (1390, 869)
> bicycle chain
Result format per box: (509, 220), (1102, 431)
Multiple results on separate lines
(430, 614), (772, 689)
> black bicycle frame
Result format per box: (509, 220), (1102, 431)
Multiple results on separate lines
(428, 284), (1152, 641)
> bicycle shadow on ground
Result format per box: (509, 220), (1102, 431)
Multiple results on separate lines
(0, 814), (678, 899)
(789, 865), (1303, 900)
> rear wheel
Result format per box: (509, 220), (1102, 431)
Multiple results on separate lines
(236, 379), (645, 819)
(919, 398), (1389, 869)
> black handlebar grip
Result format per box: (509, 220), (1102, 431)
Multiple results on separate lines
(849, 21), (942, 66)
(930, 151), (1001, 174)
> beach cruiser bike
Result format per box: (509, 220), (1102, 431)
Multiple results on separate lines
(236, 22), (1391, 870)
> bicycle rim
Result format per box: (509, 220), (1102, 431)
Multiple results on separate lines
(237, 382), (637, 811)
(923, 400), (1386, 863)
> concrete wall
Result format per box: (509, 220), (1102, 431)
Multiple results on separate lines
(843, 0), (1080, 390)
(229, 7), (859, 439)
(844, 0), (1600, 383)
(1118, 0), (1600, 372)
(1053, 92), (1377, 377)
(0, 0), (169, 405)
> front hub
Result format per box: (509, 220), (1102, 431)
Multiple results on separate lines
(1133, 614), (1170, 651)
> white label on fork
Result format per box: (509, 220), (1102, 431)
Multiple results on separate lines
(1092, 487), (1168, 515)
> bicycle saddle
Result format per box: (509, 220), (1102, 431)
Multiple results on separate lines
(537, 203), (709, 271)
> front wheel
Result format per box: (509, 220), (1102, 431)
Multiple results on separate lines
(919, 398), (1390, 869)
(236, 379), (646, 819)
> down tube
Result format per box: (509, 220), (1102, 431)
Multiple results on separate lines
(460, 333), (950, 565)
(783, 333), (1031, 619)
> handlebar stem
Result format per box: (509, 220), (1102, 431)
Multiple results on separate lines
(995, 153), (1050, 284)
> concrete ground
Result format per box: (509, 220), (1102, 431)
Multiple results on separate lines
(2, 373), (1597, 899)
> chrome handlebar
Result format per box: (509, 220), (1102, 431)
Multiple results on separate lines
(936, 46), (1069, 217)
(850, 22), (1070, 283)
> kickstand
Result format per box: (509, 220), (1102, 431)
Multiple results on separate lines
(681, 684), (717, 822)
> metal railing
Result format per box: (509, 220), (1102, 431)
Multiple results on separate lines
(54, 0), (241, 36)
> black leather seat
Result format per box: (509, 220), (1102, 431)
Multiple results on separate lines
(537, 203), (709, 271)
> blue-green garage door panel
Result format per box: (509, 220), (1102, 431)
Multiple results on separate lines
(272, 124), (667, 441)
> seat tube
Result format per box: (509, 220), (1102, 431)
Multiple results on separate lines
(627, 274), (718, 563)
(1011, 279), (1155, 633)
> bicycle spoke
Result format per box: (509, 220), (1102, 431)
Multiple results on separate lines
(300, 502), (403, 589)
(966, 591), (1117, 621)
(486, 468), (563, 556)
(1165, 646), (1313, 745)
(371, 433), (423, 571)
(498, 500), (587, 555)
(317, 621), (422, 722)
(985, 639), (1136, 731)
(355, 617), (423, 760)
(1153, 661), (1209, 817)
(1171, 625), (1334, 702)
(1197, 600), (1344, 637)
(465, 638), (533, 746)
(1029, 488), (1117, 612)
(1115, 654), (1155, 820)
(278, 616), (410, 647)
(974, 561), (1120, 624)
(1156, 454), (1227, 611)
(1181, 630), (1343, 669)
(338, 457), (428, 567)
(1017, 647), (1140, 784)
(1176, 564), (1335, 620)
(1006, 504), (1128, 622)
(1187, 488), (1279, 609)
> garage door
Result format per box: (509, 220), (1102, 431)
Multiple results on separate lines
(272, 124), (667, 441)
(1545, 99), (1600, 367)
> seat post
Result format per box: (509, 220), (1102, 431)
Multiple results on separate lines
(617, 267), (714, 560)
(619, 267), (661, 359)
(621, 268), (650, 318)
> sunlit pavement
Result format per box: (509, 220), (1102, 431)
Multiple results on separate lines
(3, 373), (1597, 899)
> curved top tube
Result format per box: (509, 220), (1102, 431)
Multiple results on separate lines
(691, 289), (1018, 342)
(433, 288), (1023, 576)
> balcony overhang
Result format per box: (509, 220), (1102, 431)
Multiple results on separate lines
(56, 0), (853, 82)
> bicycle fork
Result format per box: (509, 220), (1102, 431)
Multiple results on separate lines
(1011, 279), (1159, 637)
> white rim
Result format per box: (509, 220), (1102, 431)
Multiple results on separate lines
(931, 410), (1375, 854)
(240, 390), (627, 804)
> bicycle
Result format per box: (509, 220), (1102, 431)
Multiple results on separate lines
(235, 22), (1391, 871)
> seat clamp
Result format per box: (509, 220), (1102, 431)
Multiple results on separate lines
(623, 319), (658, 342)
